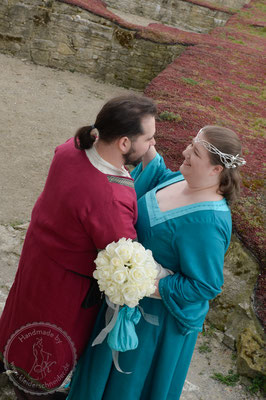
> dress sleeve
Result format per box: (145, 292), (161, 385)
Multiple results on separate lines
(131, 153), (180, 199)
(159, 220), (230, 334)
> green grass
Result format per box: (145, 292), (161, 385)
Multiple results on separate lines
(202, 324), (215, 337)
(247, 375), (266, 394)
(158, 111), (182, 122)
(211, 370), (239, 386)
(198, 343), (212, 354)
(181, 77), (199, 85)
(228, 36), (244, 44)
(212, 96), (222, 102)
(239, 83), (259, 91)
(9, 220), (24, 228)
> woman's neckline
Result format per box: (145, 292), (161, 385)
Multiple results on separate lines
(154, 177), (225, 214)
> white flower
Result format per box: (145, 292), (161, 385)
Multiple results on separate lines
(104, 283), (118, 298)
(110, 257), (124, 268)
(129, 266), (147, 284)
(95, 250), (110, 268)
(122, 285), (140, 308)
(93, 265), (113, 281)
(105, 241), (118, 257)
(114, 241), (133, 263)
(131, 249), (147, 266)
(113, 268), (128, 285)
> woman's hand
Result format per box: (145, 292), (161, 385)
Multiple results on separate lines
(153, 279), (161, 298)
(142, 146), (157, 169)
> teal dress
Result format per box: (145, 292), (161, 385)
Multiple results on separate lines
(67, 154), (232, 400)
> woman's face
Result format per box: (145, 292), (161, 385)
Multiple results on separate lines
(180, 133), (217, 181)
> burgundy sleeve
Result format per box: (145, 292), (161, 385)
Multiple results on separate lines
(81, 194), (137, 250)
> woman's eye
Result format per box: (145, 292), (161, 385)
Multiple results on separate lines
(194, 149), (199, 156)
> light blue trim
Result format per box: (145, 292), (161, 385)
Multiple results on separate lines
(146, 177), (230, 227)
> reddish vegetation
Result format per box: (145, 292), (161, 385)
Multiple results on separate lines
(58, 0), (144, 29)
(144, 0), (266, 326)
(59, 0), (265, 325)
(179, 0), (236, 14)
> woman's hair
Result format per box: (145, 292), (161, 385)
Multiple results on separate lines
(74, 95), (157, 150)
(200, 125), (244, 203)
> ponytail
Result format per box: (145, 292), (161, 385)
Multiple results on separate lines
(74, 125), (97, 150)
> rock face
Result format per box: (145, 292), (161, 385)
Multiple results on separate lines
(104, 0), (245, 33)
(207, 236), (265, 378)
(0, 0), (184, 90)
(236, 326), (265, 378)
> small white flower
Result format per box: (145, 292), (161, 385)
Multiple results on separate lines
(113, 268), (128, 285)
(115, 242), (133, 263)
(129, 266), (147, 283)
(95, 251), (110, 268)
(106, 241), (118, 257)
(122, 285), (140, 308)
(110, 257), (124, 268)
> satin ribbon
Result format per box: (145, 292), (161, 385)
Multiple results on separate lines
(91, 296), (159, 373)
(91, 298), (120, 347)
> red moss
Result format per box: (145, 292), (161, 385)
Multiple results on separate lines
(180, 0), (236, 14)
(57, 0), (143, 29)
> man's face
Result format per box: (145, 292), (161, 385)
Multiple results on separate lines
(124, 115), (156, 165)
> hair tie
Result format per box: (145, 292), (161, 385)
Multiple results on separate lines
(90, 125), (98, 140)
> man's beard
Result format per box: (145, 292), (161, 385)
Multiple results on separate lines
(123, 146), (143, 166)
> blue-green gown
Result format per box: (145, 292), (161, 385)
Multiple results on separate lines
(67, 154), (232, 400)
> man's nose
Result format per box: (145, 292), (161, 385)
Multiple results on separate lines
(182, 146), (189, 157)
(151, 137), (156, 146)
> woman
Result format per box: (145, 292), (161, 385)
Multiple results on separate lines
(67, 126), (246, 400)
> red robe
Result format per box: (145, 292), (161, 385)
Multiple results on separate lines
(0, 138), (137, 391)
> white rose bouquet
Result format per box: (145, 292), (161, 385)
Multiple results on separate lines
(93, 238), (158, 308)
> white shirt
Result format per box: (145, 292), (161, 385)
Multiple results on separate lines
(85, 145), (130, 177)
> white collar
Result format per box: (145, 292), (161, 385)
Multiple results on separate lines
(85, 145), (130, 177)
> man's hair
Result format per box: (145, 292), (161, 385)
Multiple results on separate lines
(74, 95), (157, 150)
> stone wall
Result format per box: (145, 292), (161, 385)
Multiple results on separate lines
(104, 0), (234, 33)
(0, 0), (184, 90)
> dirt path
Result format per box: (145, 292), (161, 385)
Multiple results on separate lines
(0, 53), (133, 224)
(0, 54), (263, 400)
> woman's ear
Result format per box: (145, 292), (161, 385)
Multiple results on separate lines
(118, 136), (131, 154)
(211, 164), (224, 176)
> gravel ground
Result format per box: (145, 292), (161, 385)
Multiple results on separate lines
(0, 53), (263, 400)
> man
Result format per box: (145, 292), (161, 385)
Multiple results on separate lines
(0, 95), (156, 399)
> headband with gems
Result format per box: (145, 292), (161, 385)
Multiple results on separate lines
(194, 130), (246, 169)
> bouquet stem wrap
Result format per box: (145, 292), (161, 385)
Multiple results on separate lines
(92, 297), (159, 373)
